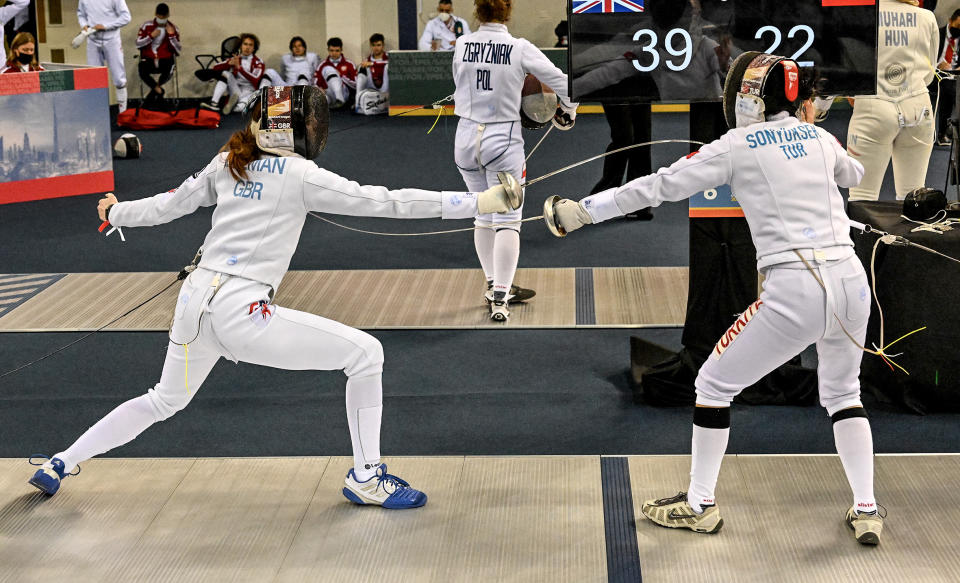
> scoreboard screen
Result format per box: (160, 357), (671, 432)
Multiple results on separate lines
(569, 0), (880, 103)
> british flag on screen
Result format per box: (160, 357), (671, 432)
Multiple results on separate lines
(572, 0), (644, 14)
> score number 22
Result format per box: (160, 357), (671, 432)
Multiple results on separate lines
(631, 25), (815, 73)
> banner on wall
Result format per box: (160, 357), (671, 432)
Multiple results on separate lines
(0, 67), (114, 204)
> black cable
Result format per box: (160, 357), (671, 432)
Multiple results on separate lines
(0, 276), (182, 380)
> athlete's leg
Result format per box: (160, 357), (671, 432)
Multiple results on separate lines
(847, 99), (898, 201)
(53, 338), (221, 474)
(891, 93), (935, 200)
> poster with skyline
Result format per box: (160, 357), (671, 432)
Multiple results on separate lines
(0, 67), (113, 204)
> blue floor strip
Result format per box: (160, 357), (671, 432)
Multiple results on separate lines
(575, 268), (596, 326)
(601, 456), (642, 583)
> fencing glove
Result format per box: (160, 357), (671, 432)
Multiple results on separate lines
(553, 198), (593, 234)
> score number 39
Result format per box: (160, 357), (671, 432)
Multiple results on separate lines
(631, 25), (815, 73)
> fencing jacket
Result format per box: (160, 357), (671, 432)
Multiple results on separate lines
(419, 15), (471, 51)
(281, 52), (320, 84)
(77, 0), (130, 42)
(107, 153), (479, 291)
(856, 0), (938, 102)
(136, 18), (181, 60)
(581, 115), (865, 270)
(452, 23), (574, 123)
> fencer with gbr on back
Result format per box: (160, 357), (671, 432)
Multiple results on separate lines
(549, 53), (884, 545)
(28, 85), (522, 509)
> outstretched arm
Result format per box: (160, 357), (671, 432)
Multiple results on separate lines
(550, 136), (733, 234)
(102, 155), (221, 227)
(302, 166), (519, 219)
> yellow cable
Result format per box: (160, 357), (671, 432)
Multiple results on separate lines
(426, 106), (445, 134)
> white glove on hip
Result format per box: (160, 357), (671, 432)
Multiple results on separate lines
(553, 198), (593, 234)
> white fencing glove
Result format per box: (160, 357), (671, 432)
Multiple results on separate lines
(477, 172), (523, 214)
(552, 99), (578, 131)
(553, 198), (592, 234)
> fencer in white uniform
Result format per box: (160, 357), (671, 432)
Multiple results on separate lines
(452, 0), (577, 320)
(550, 54), (884, 545)
(265, 36), (319, 87)
(847, 0), (938, 201)
(28, 86), (522, 509)
(0, 0), (30, 53)
(77, 0), (131, 112)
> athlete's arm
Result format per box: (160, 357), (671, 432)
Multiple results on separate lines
(302, 166), (478, 220)
(581, 135), (733, 223)
(107, 156), (221, 227)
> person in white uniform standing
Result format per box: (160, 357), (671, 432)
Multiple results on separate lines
(77, 0), (131, 113)
(548, 53), (884, 545)
(0, 0), (30, 54)
(847, 0), (938, 201)
(452, 0), (578, 321)
(419, 0), (471, 51)
(27, 85), (522, 509)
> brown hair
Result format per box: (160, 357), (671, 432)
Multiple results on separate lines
(220, 100), (262, 181)
(475, 0), (511, 23)
(8, 32), (38, 68)
(238, 32), (260, 53)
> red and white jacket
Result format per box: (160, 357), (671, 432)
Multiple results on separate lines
(1, 59), (44, 74)
(364, 52), (388, 90)
(213, 53), (265, 88)
(136, 18), (181, 60)
(314, 55), (357, 90)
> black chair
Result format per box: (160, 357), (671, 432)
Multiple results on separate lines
(194, 36), (241, 82)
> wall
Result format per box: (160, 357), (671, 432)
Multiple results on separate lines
(37, 0), (560, 100)
(414, 0), (565, 48)
(41, 0), (328, 99)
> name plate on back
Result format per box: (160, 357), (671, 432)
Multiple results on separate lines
(688, 184), (744, 218)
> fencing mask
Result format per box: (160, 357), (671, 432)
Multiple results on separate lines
(113, 133), (142, 159)
(723, 52), (800, 129)
(520, 74), (558, 130)
(253, 85), (329, 159)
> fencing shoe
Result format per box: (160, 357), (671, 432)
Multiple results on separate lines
(641, 491), (724, 534)
(484, 282), (536, 304)
(846, 506), (883, 545)
(489, 291), (510, 322)
(199, 100), (221, 113)
(342, 464), (427, 509)
(27, 455), (78, 496)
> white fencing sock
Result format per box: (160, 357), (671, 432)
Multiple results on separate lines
(346, 373), (382, 481)
(55, 394), (159, 474)
(832, 408), (876, 513)
(687, 406), (730, 513)
(474, 227), (495, 283)
(492, 229), (520, 295)
(115, 85), (128, 113)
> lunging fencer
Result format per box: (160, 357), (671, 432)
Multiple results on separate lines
(847, 0), (938, 201)
(453, 0), (578, 321)
(28, 85), (523, 509)
(546, 54), (884, 544)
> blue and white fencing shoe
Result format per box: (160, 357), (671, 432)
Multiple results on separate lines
(27, 455), (78, 496)
(342, 463), (427, 509)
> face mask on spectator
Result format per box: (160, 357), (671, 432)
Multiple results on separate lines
(951, 26), (960, 38)
(438, 12), (451, 22)
(16, 52), (33, 64)
(156, 17), (168, 25)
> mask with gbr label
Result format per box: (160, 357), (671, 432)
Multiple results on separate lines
(253, 85), (329, 159)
